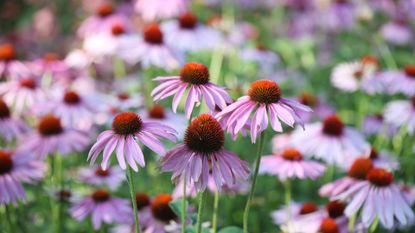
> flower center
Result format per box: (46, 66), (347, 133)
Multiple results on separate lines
(353, 69), (364, 79)
(135, 192), (150, 210)
(96, 4), (113, 17)
(111, 23), (125, 36)
(179, 12), (198, 30)
(92, 189), (110, 203)
(256, 43), (267, 51)
(326, 201), (345, 219)
(38, 115), (63, 136)
(299, 202), (318, 215)
(144, 24), (163, 45)
(0, 43), (15, 61)
(348, 158), (373, 180)
(299, 92), (317, 107)
(151, 194), (176, 223)
(322, 115), (344, 136)
(369, 148), (378, 160)
(180, 62), (210, 85)
(0, 99), (10, 119)
(184, 114), (224, 154)
(367, 168), (393, 187)
(148, 105), (165, 119)
(20, 78), (37, 89)
(95, 167), (110, 177)
(361, 55), (379, 68)
(117, 92), (130, 100)
(112, 112), (142, 135)
(281, 148), (303, 161)
(56, 189), (72, 201)
(248, 80), (281, 104)
(319, 218), (339, 233)
(0, 151), (13, 175)
(43, 53), (59, 62)
(63, 91), (81, 105)
(404, 65), (415, 78)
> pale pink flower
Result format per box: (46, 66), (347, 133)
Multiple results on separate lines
(134, 0), (188, 22)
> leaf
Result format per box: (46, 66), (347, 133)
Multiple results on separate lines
(218, 226), (244, 233)
(168, 198), (188, 219)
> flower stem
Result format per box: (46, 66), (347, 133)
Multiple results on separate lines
(348, 212), (357, 232)
(181, 175), (187, 233)
(243, 132), (266, 233)
(196, 190), (207, 233)
(284, 179), (292, 222)
(5, 205), (14, 232)
(212, 190), (220, 233)
(126, 166), (141, 233)
(369, 216), (379, 233)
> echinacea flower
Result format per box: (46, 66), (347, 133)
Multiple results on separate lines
(146, 194), (178, 233)
(70, 189), (133, 229)
(384, 97), (415, 135)
(0, 150), (46, 204)
(296, 92), (335, 123)
(0, 74), (47, 114)
(161, 12), (223, 52)
(29, 53), (68, 79)
(382, 65), (415, 97)
(151, 62), (232, 119)
(0, 99), (29, 142)
(362, 113), (397, 137)
(380, 19), (412, 46)
(18, 115), (90, 159)
(78, 166), (125, 190)
(33, 89), (101, 130)
(292, 114), (370, 168)
(368, 148), (399, 171)
(77, 3), (130, 38)
(134, 0), (188, 22)
(161, 114), (250, 191)
(0, 43), (28, 79)
(117, 24), (183, 70)
(88, 112), (177, 171)
(319, 158), (373, 198)
(335, 168), (414, 229)
(108, 91), (144, 113)
(259, 147), (326, 181)
(140, 105), (187, 139)
(271, 201), (321, 225)
(330, 55), (380, 93)
(216, 79), (312, 143)
(321, 0), (356, 32)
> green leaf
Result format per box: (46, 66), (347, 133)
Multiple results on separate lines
(168, 198), (188, 219)
(218, 226), (244, 233)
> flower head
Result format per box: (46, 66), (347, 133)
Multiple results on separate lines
(161, 114), (249, 191)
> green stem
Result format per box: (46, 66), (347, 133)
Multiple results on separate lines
(243, 132), (266, 233)
(113, 58), (126, 79)
(212, 190), (220, 233)
(5, 205), (14, 233)
(181, 175), (187, 233)
(284, 179), (292, 222)
(127, 166), (141, 233)
(196, 190), (207, 233)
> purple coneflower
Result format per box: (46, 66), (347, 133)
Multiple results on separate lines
(152, 62), (232, 119)
(0, 99), (28, 142)
(260, 148), (326, 181)
(384, 96), (415, 135)
(335, 168), (414, 229)
(78, 166), (125, 190)
(0, 150), (46, 204)
(134, 0), (188, 22)
(161, 12), (223, 52)
(70, 189), (133, 229)
(0, 43), (27, 79)
(383, 65), (415, 97)
(362, 113), (397, 137)
(217, 79), (311, 143)
(161, 114), (249, 191)
(88, 111), (177, 171)
(0, 74), (47, 114)
(29, 53), (68, 79)
(18, 115), (89, 159)
(296, 92), (335, 123)
(380, 19), (412, 46)
(118, 24), (183, 70)
(292, 114), (370, 169)
(319, 158), (373, 198)
(368, 148), (399, 171)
